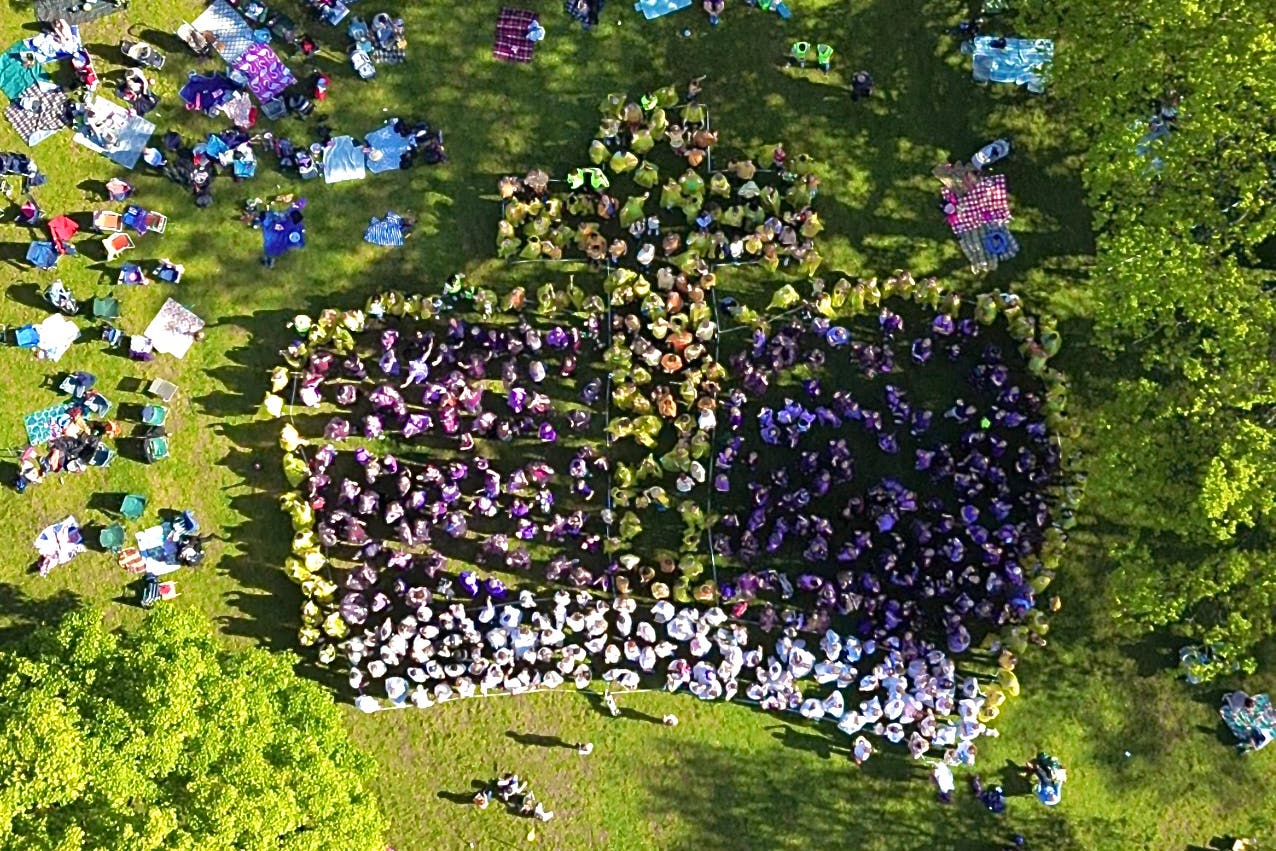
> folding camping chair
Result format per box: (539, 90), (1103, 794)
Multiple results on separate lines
(145, 211), (168, 234)
(103, 232), (135, 260)
(118, 264), (149, 286)
(148, 378), (178, 402)
(154, 261), (184, 283)
(89, 445), (116, 467)
(101, 325), (123, 347)
(99, 523), (125, 551)
(59, 372), (96, 398)
(120, 493), (148, 520)
(260, 98), (287, 120)
(140, 405), (167, 427)
(15, 325), (40, 349)
(106, 178), (134, 202)
(177, 23), (213, 57)
(140, 574), (179, 607)
(93, 210), (124, 233)
(144, 436), (170, 462)
(92, 297), (121, 321)
(82, 392), (112, 417)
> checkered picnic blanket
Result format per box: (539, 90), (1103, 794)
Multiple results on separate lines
(371, 46), (406, 64)
(942, 174), (1010, 235)
(5, 84), (71, 146)
(494, 8), (538, 63)
(192, 0), (256, 64)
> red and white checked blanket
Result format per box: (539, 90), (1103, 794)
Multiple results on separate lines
(942, 174), (1011, 234)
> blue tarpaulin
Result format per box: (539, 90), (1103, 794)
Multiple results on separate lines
(262, 208), (305, 258)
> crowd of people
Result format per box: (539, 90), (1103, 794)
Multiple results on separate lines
(273, 293), (1066, 772)
(267, 83), (1074, 811)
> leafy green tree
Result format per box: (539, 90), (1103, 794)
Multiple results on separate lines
(1024, 0), (1276, 674)
(0, 606), (387, 851)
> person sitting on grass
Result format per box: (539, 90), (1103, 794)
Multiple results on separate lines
(703, 0), (724, 25)
(851, 70), (874, 100)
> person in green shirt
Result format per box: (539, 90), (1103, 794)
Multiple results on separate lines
(817, 43), (834, 73)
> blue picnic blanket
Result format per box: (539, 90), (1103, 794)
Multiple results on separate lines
(364, 212), (405, 247)
(323, 134), (366, 183)
(1222, 693), (1276, 749)
(263, 209), (305, 257)
(634, 0), (692, 19)
(364, 123), (412, 174)
(968, 37), (1054, 93)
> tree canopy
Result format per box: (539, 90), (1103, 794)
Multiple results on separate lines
(0, 606), (387, 851)
(1026, 0), (1276, 676)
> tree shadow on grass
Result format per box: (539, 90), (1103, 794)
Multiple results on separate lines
(0, 581), (81, 645)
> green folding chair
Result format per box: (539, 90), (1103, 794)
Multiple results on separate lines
(120, 493), (147, 520)
(99, 523), (125, 551)
(140, 405), (167, 427)
(92, 296), (121, 321)
(144, 436), (170, 462)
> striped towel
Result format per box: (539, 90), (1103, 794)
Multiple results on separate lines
(494, 8), (538, 63)
(365, 212), (405, 247)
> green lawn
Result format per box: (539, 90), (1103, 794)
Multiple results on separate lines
(0, 1), (1272, 849)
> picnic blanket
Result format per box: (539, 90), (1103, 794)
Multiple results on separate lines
(33, 314), (80, 362)
(370, 46), (406, 65)
(365, 212), (405, 247)
(942, 174), (1010, 234)
(4, 82), (70, 145)
(24, 401), (75, 445)
(0, 44), (49, 103)
(1222, 692), (1276, 749)
(494, 8), (539, 63)
(73, 95), (155, 169)
(35, 516), (85, 567)
(634, 0), (693, 19)
(35, 0), (123, 24)
(968, 36), (1054, 93)
(191, 0), (256, 64)
(323, 135), (366, 183)
(365, 123), (412, 174)
(231, 43), (296, 103)
(179, 72), (238, 112)
(143, 299), (205, 359)
(263, 209), (306, 257)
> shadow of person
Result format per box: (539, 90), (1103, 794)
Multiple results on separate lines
(504, 730), (575, 750)
(999, 758), (1034, 796)
(618, 705), (665, 725)
(769, 724), (835, 760)
(436, 788), (480, 806)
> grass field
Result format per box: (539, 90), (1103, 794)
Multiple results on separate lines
(0, 1), (1273, 849)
